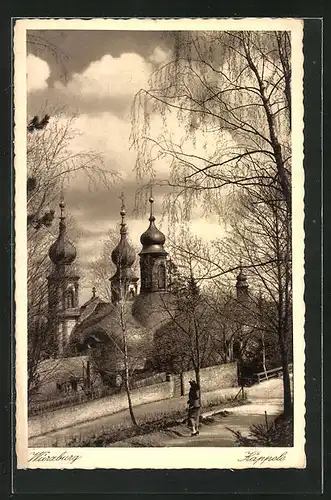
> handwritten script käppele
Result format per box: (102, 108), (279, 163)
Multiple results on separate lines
(238, 450), (288, 466)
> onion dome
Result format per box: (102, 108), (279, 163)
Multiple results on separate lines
(49, 199), (77, 265)
(111, 194), (136, 268)
(139, 196), (167, 256)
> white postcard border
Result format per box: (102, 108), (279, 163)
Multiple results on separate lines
(14, 17), (305, 470)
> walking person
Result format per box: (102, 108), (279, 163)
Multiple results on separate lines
(187, 379), (200, 436)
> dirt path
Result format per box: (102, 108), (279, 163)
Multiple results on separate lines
(29, 378), (286, 447)
(108, 401), (283, 448)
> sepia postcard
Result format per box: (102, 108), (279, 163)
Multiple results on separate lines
(14, 17), (305, 470)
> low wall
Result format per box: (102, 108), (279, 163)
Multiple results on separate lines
(183, 363), (238, 392)
(131, 372), (167, 389)
(29, 379), (174, 438)
(29, 363), (237, 438)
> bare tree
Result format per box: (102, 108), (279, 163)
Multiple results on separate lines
(27, 114), (117, 401)
(87, 214), (148, 427)
(235, 186), (292, 414)
(131, 30), (293, 417)
(132, 30), (291, 214)
(152, 230), (225, 399)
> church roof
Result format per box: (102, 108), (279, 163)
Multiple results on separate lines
(68, 301), (146, 353)
(78, 295), (107, 325)
(132, 291), (176, 330)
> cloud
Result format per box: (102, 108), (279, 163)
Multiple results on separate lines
(27, 47), (227, 299)
(27, 48), (170, 117)
(27, 54), (50, 92)
(148, 47), (171, 65)
(54, 52), (152, 100)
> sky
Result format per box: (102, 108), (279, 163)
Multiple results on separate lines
(26, 30), (223, 304)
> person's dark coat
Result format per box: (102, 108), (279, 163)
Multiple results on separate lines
(188, 382), (200, 409)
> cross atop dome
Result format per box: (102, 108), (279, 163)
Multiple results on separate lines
(149, 192), (155, 222)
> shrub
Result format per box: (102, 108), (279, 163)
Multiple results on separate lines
(226, 413), (293, 447)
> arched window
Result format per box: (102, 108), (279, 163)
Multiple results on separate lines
(66, 287), (75, 308)
(158, 263), (166, 289)
(128, 285), (136, 300)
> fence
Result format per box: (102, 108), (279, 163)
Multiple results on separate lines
(255, 363), (293, 383)
(28, 385), (118, 417)
(29, 373), (168, 416)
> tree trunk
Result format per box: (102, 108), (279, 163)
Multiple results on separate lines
(123, 338), (138, 427)
(194, 367), (202, 405)
(124, 376), (138, 427)
(279, 333), (292, 418)
(261, 332), (267, 377)
(180, 371), (185, 396)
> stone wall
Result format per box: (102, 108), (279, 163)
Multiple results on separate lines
(29, 379), (174, 438)
(29, 362), (237, 438)
(182, 363), (238, 392)
(131, 372), (167, 389)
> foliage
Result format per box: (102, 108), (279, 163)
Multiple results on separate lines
(152, 273), (224, 382)
(132, 30), (291, 218)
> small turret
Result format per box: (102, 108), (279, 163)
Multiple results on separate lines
(140, 196), (167, 256)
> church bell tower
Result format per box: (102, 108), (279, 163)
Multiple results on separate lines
(110, 194), (138, 303)
(47, 199), (80, 357)
(139, 196), (168, 293)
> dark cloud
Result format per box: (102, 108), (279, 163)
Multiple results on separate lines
(27, 30), (174, 118)
(27, 30), (173, 83)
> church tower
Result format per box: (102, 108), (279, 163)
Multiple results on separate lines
(236, 263), (249, 301)
(110, 194), (138, 303)
(139, 196), (168, 293)
(47, 199), (80, 356)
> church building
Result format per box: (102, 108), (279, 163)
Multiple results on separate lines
(42, 192), (271, 394)
(45, 195), (175, 386)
